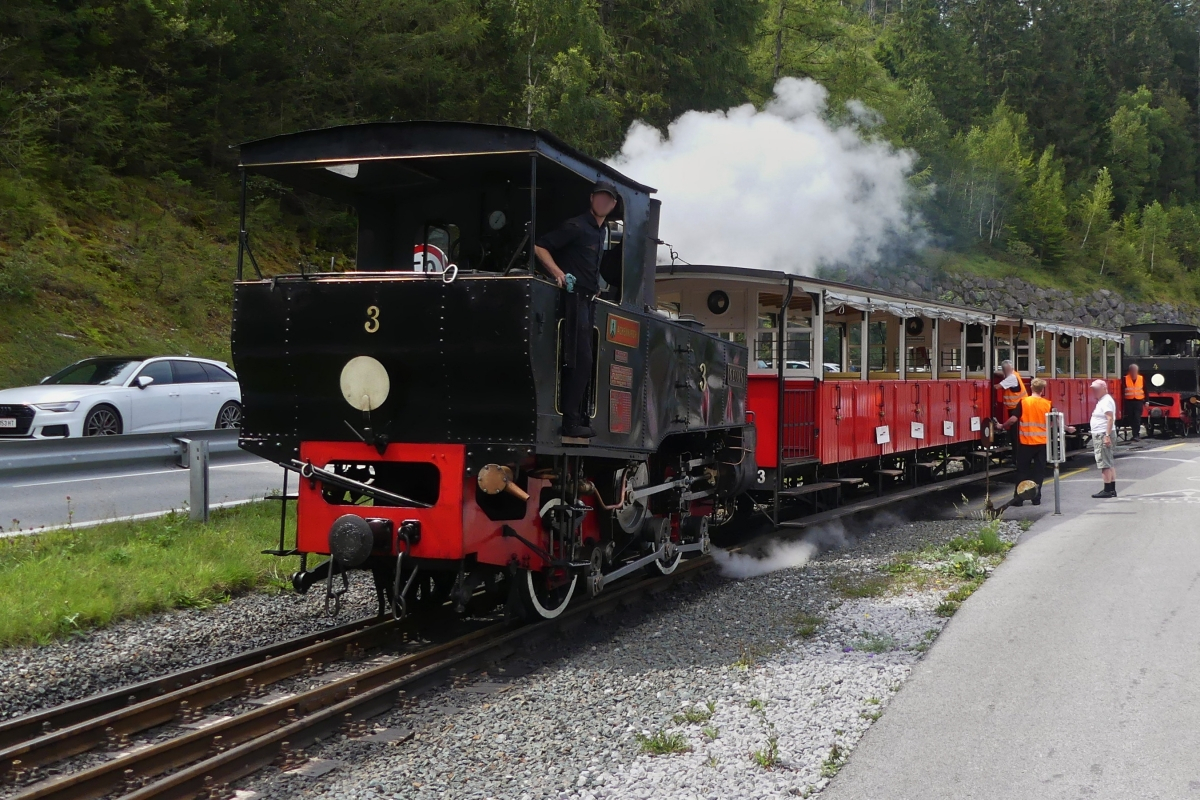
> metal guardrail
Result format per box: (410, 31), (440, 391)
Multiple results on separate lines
(0, 429), (242, 479)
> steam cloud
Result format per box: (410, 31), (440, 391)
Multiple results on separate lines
(714, 538), (819, 579)
(608, 77), (917, 273)
(713, 519), (854, 580)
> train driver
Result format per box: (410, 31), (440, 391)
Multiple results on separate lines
(533, 181), (620, 439)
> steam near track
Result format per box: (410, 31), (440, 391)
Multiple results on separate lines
(609, 77), (917, 272)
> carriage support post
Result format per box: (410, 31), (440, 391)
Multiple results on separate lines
(773, 276), (795, 527)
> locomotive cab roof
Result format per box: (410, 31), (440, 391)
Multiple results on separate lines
(1121, 323), (1200, 335)
(236, 121), (661, 310)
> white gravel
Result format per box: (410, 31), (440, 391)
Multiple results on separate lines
(234, 517), (1021, 800)
(0, 572), (378, 719)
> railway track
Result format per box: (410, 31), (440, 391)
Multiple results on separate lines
(1, 557), (713, 800)
(0, 450), (1051, 800)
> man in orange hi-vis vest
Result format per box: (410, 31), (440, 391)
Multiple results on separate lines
(1001, 377), (1052, 506)
(1123, 363), (1145, 442)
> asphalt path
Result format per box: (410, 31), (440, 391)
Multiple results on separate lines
(0, 454), (288, 533)
(824, 438), (1200, 800)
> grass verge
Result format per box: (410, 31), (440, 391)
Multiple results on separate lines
(0, 502), (291, 646)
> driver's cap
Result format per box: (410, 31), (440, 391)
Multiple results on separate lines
(592, 180), (619, 200)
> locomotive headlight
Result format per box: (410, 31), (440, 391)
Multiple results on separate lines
(1151, 373), (1166, 387)
(340, 356), (390, 411)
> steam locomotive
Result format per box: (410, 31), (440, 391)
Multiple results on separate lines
(1121, 323), (1200, 436)
(232, 122), (755, 620)
(231, 121), (1122, 620)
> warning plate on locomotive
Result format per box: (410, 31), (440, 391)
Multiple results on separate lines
(609, 363), (634, 389)
(609, 389), (633, 434)
(606, 314), (640, 347)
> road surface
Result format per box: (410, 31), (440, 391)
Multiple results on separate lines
(823, 439), (1200, 800)
(0, 454), (287, 533)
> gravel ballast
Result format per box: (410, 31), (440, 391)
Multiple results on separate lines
(0, 572), (378, 720)
(226, 516), (1021, 800)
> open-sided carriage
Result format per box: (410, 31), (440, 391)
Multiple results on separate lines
(656, 265), (1125, 517)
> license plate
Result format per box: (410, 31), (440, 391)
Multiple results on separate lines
(0, 418), (15, 428)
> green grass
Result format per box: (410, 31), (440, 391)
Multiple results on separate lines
(0, 502), (291, 646)
(673, 701), (716, 725)
(853, 632), (898, 654)
(636, 729), (692, 755)
(791, 612), (825, 638)
(0, 170), (343, 389)
(820, 743), (847, 778)
(934, 600), (960, 617)
(830, 573), (892, 599)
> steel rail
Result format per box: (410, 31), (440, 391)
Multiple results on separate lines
(0, 615), (389, 752)
(1, 616), (414, 786)
(14, 559), (711, 800)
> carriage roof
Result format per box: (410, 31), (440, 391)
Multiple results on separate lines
(656, 263), (1123, 342)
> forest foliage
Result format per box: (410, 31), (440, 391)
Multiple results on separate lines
(3, 1), (1200, 384)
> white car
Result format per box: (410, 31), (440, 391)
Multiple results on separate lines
(0, 356), (242, 438)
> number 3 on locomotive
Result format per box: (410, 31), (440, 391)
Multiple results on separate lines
(364, 305), (380, 334)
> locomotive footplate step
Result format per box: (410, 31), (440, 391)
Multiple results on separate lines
(830, 477), (864, 484)
(874, 469), (906, 476)
(561, 435), (590, 446)
(778, 482), (840, 497)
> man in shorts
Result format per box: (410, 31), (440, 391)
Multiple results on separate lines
(1088, 379), (1117, 498)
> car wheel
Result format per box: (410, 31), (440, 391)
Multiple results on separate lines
(83, 404), (123, 436)
(215, 401), (243, 429)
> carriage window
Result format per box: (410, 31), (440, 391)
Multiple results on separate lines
(966, 325), (985, 372)
(756, 293), (781, 368)
(941, 345), (961, 371)
(1035, 335), (1048, 375)
(824, 322), (846, 373)
(1090, 339), (1103, 374)
(785, 300), (812, 367)
(868, 320), (887, 371)
(994, 337), (1013, 370)
(847, 322), (863, 374)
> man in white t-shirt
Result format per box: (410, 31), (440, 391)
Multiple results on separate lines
(1088, 379), (1117, 498)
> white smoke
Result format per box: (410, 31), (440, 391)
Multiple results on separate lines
(714, 538), (819, 579)
(608, 77), (917, 272)
(713, 519), (854, 580)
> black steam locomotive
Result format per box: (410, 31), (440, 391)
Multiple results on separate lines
(231, 122), (756, 620)
(1121, 323), (1200, 436)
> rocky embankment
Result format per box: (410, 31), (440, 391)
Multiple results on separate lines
(850, 266), (1200, 329)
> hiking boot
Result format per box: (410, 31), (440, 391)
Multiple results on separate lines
(1032, 498), (1042, 506)
(1010, 499), (1024, 507)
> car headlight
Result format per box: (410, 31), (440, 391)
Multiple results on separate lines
(34, 401), (80, 412)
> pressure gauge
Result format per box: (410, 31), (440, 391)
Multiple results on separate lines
(488, 210), (507, 230)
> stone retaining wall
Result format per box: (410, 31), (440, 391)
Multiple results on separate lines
(843, 266), (1200, 329)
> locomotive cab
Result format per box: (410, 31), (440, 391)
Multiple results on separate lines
(231, 122), (754, 620)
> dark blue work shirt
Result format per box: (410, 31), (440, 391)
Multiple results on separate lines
(536, 212), (605, 294)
